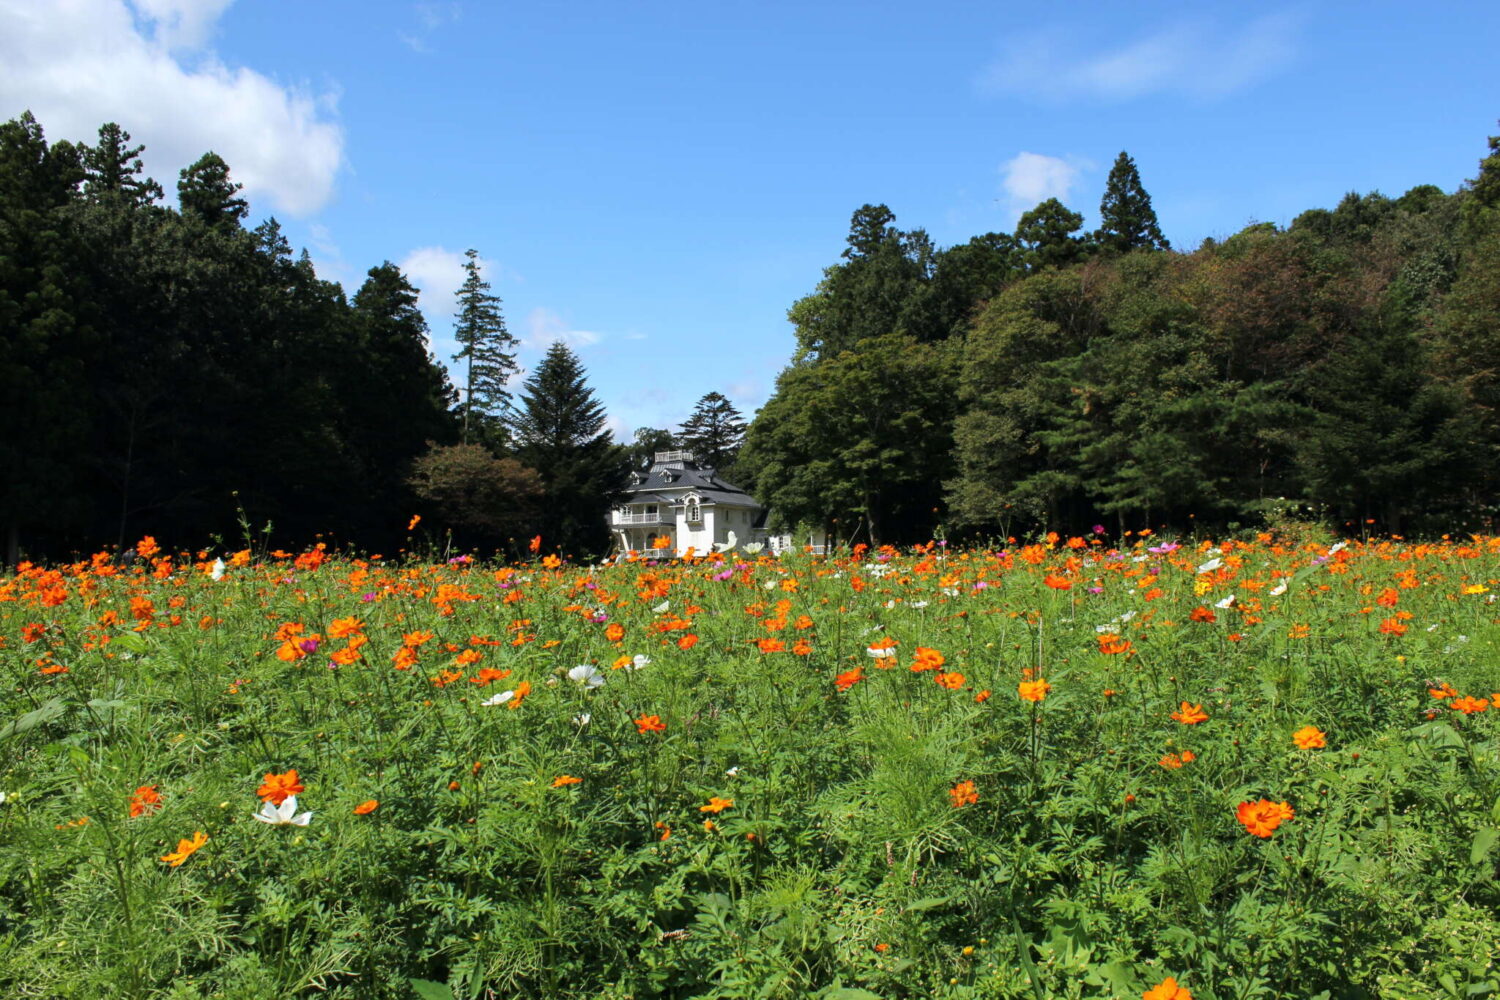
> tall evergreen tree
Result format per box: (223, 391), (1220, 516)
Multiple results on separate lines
(177, 151), (247, 227)
(1095, 152), (1170, 253)
(510, 342), (627, 556)
(451, 248), (518, 444)
(82, 122), (163, 207)
(1015, 198), (1090, 271)
(628, 426), (676, 470)
(677, 391), (746, 473)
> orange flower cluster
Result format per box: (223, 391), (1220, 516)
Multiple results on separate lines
(258, 769), (304, 806)
(949, 780), (979, 808)
(1292, 726), (1327, 748)
(1171, 702), (1209, 725)
(1236, 798), (1294, 838)
(128, 784), (163, 817)
(699, 796), (734, 813)
(1018, 679), (1050, 702)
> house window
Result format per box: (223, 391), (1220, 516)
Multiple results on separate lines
(687, 501), (701, 522)
(645, 505), (657, 515)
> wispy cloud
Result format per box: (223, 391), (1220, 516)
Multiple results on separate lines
(524, 307), (602, 351)
(0, 0), (344, 217)
(978, 12), (1301, 103)
(399, 1), (461, 53)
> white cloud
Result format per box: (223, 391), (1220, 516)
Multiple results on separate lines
(997, 152), (1093, 221)
(398, 246), (479, 323)
(524, 307), (602, 351)
(978, 13), (1301, 103)
(0, 0), (343, 217)
(400, 1), (461, 53)
(1000, 152), (1082, 208)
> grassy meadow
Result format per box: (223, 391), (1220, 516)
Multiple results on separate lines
(2, 531), (1499, 999)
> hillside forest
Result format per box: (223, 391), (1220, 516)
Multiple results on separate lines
(4, 110), (1500, 560)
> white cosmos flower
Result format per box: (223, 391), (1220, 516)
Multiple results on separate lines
(867, 646), (897, 659)
(1196, 558), (1222, 575)
(1328, 541), (1347, 555)
(763, 580), (778, 590)
(253, 795), (313, 826)
(568, 664), (605, 689)
(482, 689), (518, 707)
(910, 601), (928, 609)
(631, 654), (651, 670)
(1215, 594), (1237, 609)
(573, 713), (591, 726)
(210, 558), (226, 581)
(742, 542), (764, 554)
(1269, 581), (1288, 597)
(725, 766), (740, 777)
(652, 600), (670, 613)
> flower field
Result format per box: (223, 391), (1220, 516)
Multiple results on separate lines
(3, 533), (1499, 999)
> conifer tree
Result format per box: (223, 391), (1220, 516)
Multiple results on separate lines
(510, 342), (627, 556)
(1096, 151), (1170, 253)
(451, 248), (518, 444)
(177, 151), (247, 227)
(677, 392), (746, 472)
(83, 123), (163, 207)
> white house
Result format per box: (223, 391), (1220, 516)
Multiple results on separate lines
(610, 450), (773, 556)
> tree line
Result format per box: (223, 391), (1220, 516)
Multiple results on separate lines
(737, 138), (1500, 544)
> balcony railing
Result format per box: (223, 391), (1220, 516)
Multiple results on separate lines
(613, 512), (668, 526)
(652, 450), (695, 464)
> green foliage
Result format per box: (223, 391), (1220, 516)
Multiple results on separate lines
(2, 536), (1498, 997)
(1095, 151), (1169, 254)
(406, 442), (543, 545)
(176, 151), (247, 227)
(451, 248), (519, 445)
(677, 392), (747, 476)
(510, 341), (629, 558)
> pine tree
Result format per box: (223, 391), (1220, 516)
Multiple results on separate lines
(677, 392), (746, 472)
(177, 151), (247, 227)
(451, 248), (518, 444)
(1015, 198), (1090, 271)
(511, 342), (627, 556)
(1096, 151), (1170, 253)
(83, 123), (163, 207)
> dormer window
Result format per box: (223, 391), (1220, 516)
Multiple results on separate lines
(684, 493), (702, 523)
(661, 471), (677, 483)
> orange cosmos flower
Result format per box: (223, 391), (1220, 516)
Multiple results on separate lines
(1292, 725), (1327, 748)
(699, 796), (734, 813)
(635, 714), (667, 734)
(1018, 679), (1051, 702)
(128, 784), (163, 818)
(949, 780), (979, 808)
(605, 623), (625, 642)
(160, 830), (208, 867)
(911, 646), (945, 672)
(1236, 798), (1293, 838)
(651, 535), (673, 550)
(529, 535), (542, 553)
(792, 638), (813, 656)
(1288, 623), (1311, 639)
(1143, 976), (1192, 1000)
(1378, 617), (1407, 637)
(258, 769), (304, 805)
(327, 616), (365, 639)
(1171, 702), (1209, 725)
(1043, 573), (1072, 590)
(353, 800), (379, 814)
(934, 671), (965, 690)
(756, 637), (785, 653)
(974, 689), (992, 703)
(1159, 753), (1184, 770)
(1188, 606), (1216, 623)
(407, 515), (421, 531)
(135, 536), (160, 559)
(552, 775), (583, 788)
(1097, 634), (1132, 655)
(505, 680), (532, 709)
(1451, 696), (1489, 715)
(541, 554), (562, 569)
(835, 666), (864, 691)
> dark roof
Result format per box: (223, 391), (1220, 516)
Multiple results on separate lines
(624, 458), (759, 508)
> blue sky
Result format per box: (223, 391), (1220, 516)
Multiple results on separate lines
(4, 0), (1498, 440)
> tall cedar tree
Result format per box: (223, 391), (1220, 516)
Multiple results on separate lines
(510, 342), (627, 557)
(82, 123), (163, 207)
(677, 392), (746, 473)
(451, 248), (518, 444)
(1015, 198), (1090, 270)
(177, 151), (247, 227)
(1095, 152), (1170, 253)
